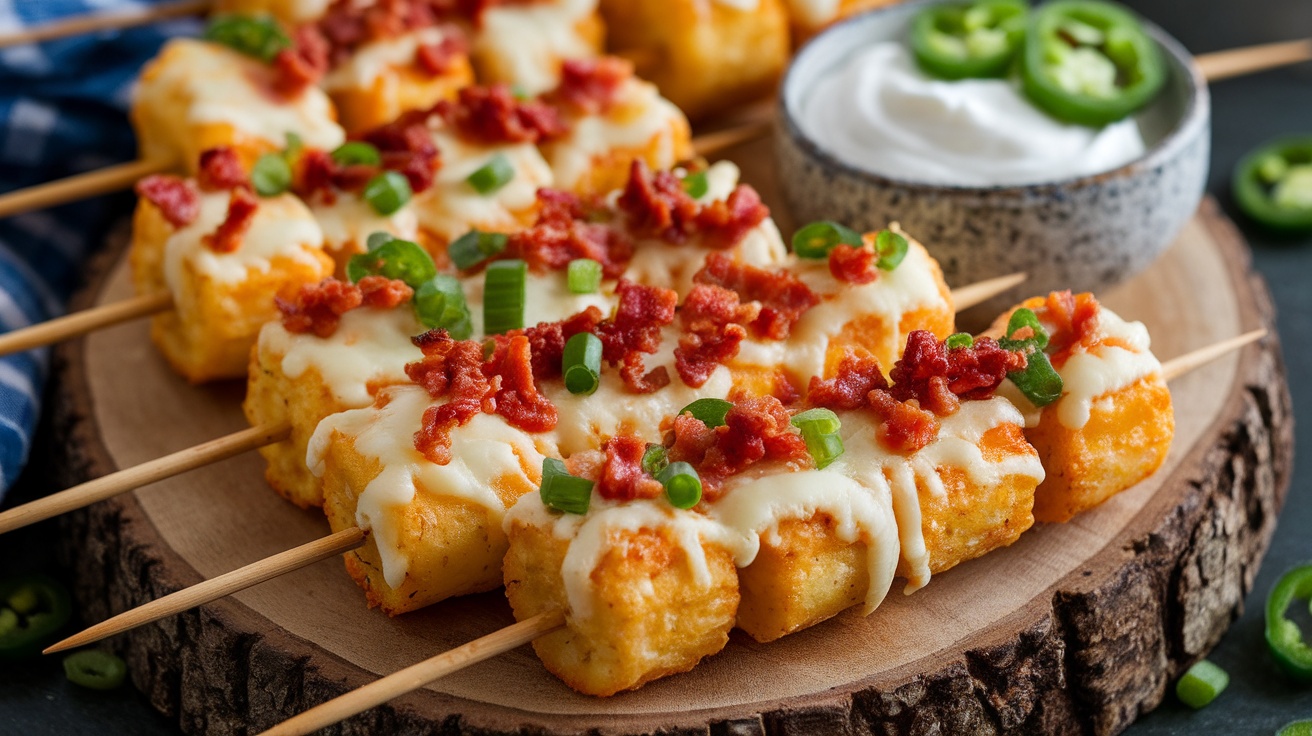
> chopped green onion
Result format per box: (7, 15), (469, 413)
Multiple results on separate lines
(366, 231), (394, 251)
(1175, 659), (1228, 709)
(1278, 721), (1312, 736)
(562, 332), (602, 395)
(330, 141), (381, 167)
(466, 153), (516, 195)
(679, 397), (734, 428)
(641, 444), (669, 476)
(283, 132), (303, 161)
(539, 457), (592, 514)
(1008, 349), (1064, 407)
(1000, 307), (1050, 351)
(414, 275), (473, 339)
(448, 230), (509, 270)
(6, 585), (38, 615)
(483, 259), (528, 335)
(204, 15), (290, 63)
(345, 238), (436, 288)
(801, 429), (845, 470)
(567, 258), (602, 294)
(657, 461), (702, 509)
(363, 171), (412, 216)
(63, 650), (127, 690)
(790, 408), (841, 436)
(945, 332), (975, 349)
(791, 220), (863, 259)
(682, 170), (709, 199)
(874, 229), (909, 271)
(251, 153), (292, 197)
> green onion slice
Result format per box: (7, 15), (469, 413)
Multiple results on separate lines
(1278, 721), (1312, 736)
(945, 332), (975, 349)
(204, 15), (290, 63)
(283, 132), (303, 161)
(466, 153), (516, 195)
(801, 428), (845, 470)
(1174, 659), (1228, 709)
(539, 457), (592, 514)
(1000, 307), (1050, 351)
(483, 259), (528, 335)
(682, 170), (709, 199)
(366, 231), (394, 251)
(63, 650), (127, 690)
(562, 332), (602, 395)
(679, 397), (734, 428)
(363, 171), (412, 216)
(657, 461), (703, 509)
(641, 444), (669, 476)
(414, 275), (473, 339)
(790, 408), (841, 436)
(448, 230), (509, 270)
(1008, 349), (1064, 407)
(251, 153), (291, 197)
(345, 238), (436, 289)
(330, 141), (382, 167)
(567, 258), (602, 294)
(874, 229), (909, 271)
(791, 220), (864, 259)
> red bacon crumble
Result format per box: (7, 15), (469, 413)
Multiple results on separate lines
(314, 0), (450, 66)
(828, 243), (879, 285)
(549, 57), (633, 115)
(272, 26), (329, 97)
(889, 330), (1025, 409)
(490, 306), (604, 380)
(673, 284), (754, 388)
(667, 396), (810, 499)
(595, 434), (664, 502)
(869, 389), (940, 454)
(294, 115), (440, 202)
(415, 34), (466, 76)
(693, 253), (818, 340)
(197, 147), (249, 191)
(201, 187), (259, 254)
(437, 84), (566, 144)
(806, 351), (889, 412)
(616, 160), (700, 242)
(136, 175), (199, 228)
(486, 334), (558, 432)
(503, 189), (633, 277)
(1033, 290), (1101, 365)
(595, 280), (677, 392)
(694, 185), (770, 250)
(277, 277), (412, 338)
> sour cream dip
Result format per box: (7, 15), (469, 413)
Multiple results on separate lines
(799, 42), (1147, 186)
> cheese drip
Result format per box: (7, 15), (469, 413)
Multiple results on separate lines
(840, 397), (1045, 592)
(308, 385), (551, 589)
(310, 191), (420, 257)
(474, 0), (599, 95)
(546, 77), (685, 190)
(260, 307), (424, 407)
(1001, 307), (1163, 430)
(162, 190), (326, 298)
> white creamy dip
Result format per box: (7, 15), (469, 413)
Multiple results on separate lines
(799, 42), (1146, 186)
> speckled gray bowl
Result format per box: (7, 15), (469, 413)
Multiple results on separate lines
(775, 0), (1210, 320)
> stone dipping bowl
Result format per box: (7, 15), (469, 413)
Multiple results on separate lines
(775, 0), (1210, 321)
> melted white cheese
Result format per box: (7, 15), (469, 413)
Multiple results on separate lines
(473, 0), (599, 95)
(162, 190), (326, 298)
(622, 218), (790, 298)
(545, 78), (686, 190)
(259, 307), (424, 407)
(839, 397), (1045, 593)
(308, 384), (551, 589)
(323, 27), (453, 90)
(311, 192), (420, 257)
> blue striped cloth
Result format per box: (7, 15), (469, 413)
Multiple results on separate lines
(0, 0), (201, 497)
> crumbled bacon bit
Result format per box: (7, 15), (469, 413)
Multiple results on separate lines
(272, 25), (329, 97)
(201, 187), (259, 254)
(1033, 290), (1102, 365)
(828, 243), (879, 284)
(869, 389), (940, 454)
(694, 253), (819, 340)
(415, 34), (466, 76)
(136, 175), (199, 228)
(889, 330), (1026, 410)
(277, 277), (411, 337)
(595, 434), (664, 502)
(806, 351), (889, 411)
(595, 280), (677, 392)
(674, 284), (754, 388)
(549, 57), (633, 114)
(437, 84), (566, 144)
(616, 160), (700, 243)
(503, 189), (633, 277)
(361, 114), (442, 194)
(486, 334), (558, 432)
(358, 275), (414, 309)
(491, 306), (604, 380)
(197, 147), (248, 191)
(314, 0), (450, 66)
(619, 354), (670, 394)
(667, 396), (810, 499)
(694, 184), (770, 250)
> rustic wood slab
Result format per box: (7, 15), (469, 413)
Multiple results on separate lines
(50, 137), (1292, 735)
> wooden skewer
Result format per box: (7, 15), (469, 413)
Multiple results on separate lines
(257, 609), (566, 736)
(0, 0), (212, 49)
(950, 272), (1027, 310)
(0, 158), (171, 220)
(1196, 38), (1312, 82)
(1161, 328), (1266, 382)
(0, 421), (290, 536)
(44, 526), (366, 655)
(690, 120), (772, 157)
(0, 290), (172, 358)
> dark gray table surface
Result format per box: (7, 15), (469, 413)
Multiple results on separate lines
(2, 0), (1311, 733)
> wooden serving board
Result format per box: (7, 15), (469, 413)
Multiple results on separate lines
(51, 137), (1292, 736)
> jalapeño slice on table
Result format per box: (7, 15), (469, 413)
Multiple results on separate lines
(1234, 137), (1312, 232)
(1266, 563), (1312, 682)
(0, 574), (72, 661)
(1020, 0), (1164, 127)
(910, 0), (1029, 80)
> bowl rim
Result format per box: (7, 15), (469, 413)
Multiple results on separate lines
(777, 0), (1211, 194)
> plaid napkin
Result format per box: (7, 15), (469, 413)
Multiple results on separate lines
(0, 0), (200, 496)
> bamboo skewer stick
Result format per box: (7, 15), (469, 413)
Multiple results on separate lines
(0, 0), (212, 49)
(0, 291), (172, 358)
(950, 272), (1027, 310)
(257, 609), (566, 736)
(44, 526), (366, 655)
(690, 121), (773, 157)
(1161, 328), (1266, 381)
(1196, 38), (1312, 82)
(0, 158), (171, 220)
(0, 421), (290, 536)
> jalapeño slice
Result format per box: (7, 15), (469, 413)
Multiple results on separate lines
(911, 0), (1029, 80)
